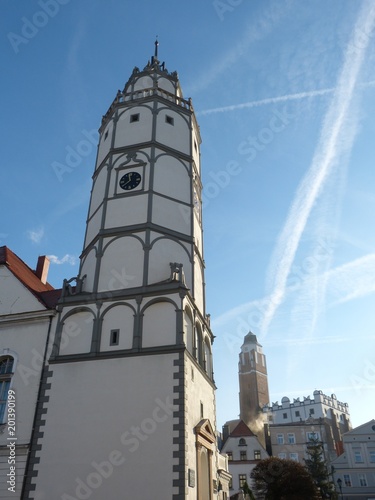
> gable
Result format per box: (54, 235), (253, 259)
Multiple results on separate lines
(0, 266), (47, 314)
(344, 419), (375, 437)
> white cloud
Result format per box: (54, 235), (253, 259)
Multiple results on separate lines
(27, 227), (44, 244)
(48, 254), (77, 266)
(260, 1), (375, 335)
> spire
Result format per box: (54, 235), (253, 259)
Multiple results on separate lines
(154, 37), (159, 60)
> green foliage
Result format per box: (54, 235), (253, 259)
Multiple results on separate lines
(250, 457), (320, 500)
(242, 480), (256, 500)
(304, 435), (337, 499)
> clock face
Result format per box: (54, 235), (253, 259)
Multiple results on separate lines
(119, 171), (141, 191)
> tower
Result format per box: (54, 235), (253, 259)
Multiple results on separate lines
(238, 332), (269, 438)
(26, 44), (222, 499)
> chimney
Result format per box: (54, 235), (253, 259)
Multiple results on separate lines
(35, 256), (50, 284)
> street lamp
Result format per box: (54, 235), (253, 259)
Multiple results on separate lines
(337, 478), (343, 499)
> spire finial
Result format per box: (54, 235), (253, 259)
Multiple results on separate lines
(154, 37), (159, 60)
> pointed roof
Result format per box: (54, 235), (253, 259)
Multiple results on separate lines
(229, 420), (256, 438)
(242, 331), (263, 348)
(0, 246), (61, 309)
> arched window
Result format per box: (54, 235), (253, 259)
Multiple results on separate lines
(238, 438), (247, 447)
(195, 325), (204, 367)
(0, 356), (14, 423)
(204, 337), (212, 378)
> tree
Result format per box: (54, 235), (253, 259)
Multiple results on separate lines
(242, 480), (256, 500)
(304, 435), (338, 499)
(250, 457), (320, 500)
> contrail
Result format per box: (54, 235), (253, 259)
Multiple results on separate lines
(198, 80), (375, 116)
(260, 1), (375, 334)
(198, 87), (335, 116)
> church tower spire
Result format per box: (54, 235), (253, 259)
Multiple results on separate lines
(26, 50), (223, 499)
(239, 332), (270, 442)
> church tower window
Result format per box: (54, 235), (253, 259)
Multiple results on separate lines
(165, 114), (174, 125)
(110, 329), (119, 346)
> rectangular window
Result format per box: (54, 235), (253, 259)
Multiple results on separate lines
(354, 451), (363, 463)
(239, 474), (247, 488)
(226, 452), (233, 461)
(295, 410), (300, 417)
(165, 115), (174, 125)
(283, 412), (287, 419)
(343, 474), (352, 487)
(358, 473), (367, 487)
(277, 434), (284, 444)
(290, 452), (298, 461)
(254, 450), (261, 460)
(240, 451), (247, 461)
(369, 451), (375, 463)
(288, 433), (295, 444)
(200, 402), (204, 419)
(104, 130), (109, 141)
(110, 329), (119, 346)
(309, 408), (315, 415)
(307, 431), (320, 442)
(229, 477), (233, 489)
(130, 113), (140, 123)
(278, 452), (286, 459)
(0, 380), (11, 422)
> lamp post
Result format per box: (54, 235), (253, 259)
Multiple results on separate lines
(337, 478), (343, 499)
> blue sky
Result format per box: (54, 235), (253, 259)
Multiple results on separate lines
(1, 0), (375, 430)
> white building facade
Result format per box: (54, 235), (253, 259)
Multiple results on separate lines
(332, 420), (375, 499)
(0, 250), (58, 500)
(0, 46), (229, 500)
(221, 420), (268, 497)
(264, 390), (351, 461)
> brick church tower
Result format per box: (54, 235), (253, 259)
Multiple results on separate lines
(238, 332), (270, 439)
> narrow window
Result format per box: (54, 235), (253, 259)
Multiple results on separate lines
(130, 113), (140, 123)
(240, 451), (247, 461)
(295, 410), (300, 417)
(283, 412), (287, 419)
(358, 473), (367, 487)
(254, 450), (261, 460)
(200, 402), (204, 418)
(165, 115), (174, 125)
(288, 433), (295, 444)
(239, 474), (246, 488)
(0, 356), (14, 423)
(110, 329), (119, 346)
(343, 474), (352, 487)
(277, 434), (284, 444)
(104, 130), (109, 141)
(227, 452), (233, 461)
(354, 450), (363, 463)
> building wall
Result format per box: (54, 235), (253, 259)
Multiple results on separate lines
(332, 420), (375, 499)
(33, 353), (179, 499)
(221, 434), (268, 495)
(0, 270), (54, 500)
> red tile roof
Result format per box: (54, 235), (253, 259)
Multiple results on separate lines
(229, 420), (255, 437)
(0, 246), (61, 309)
